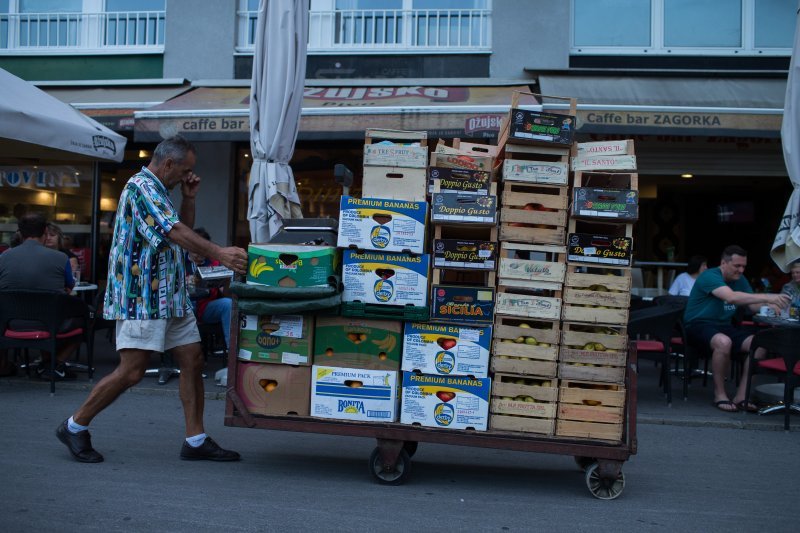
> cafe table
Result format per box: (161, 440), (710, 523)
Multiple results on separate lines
(748, 314), (800, 417)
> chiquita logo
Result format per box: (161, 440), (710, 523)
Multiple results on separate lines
(338, 400), (365, 414)
(374, 279), (394, 302)
(434, 402), (454, 426)
(369, 225), (391, 248)
(256, 332), (281, 349)
(434, 351), (455, 374)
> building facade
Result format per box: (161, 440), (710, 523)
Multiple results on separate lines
(0, 0), (794, 285)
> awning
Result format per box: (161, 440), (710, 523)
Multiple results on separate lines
(42, 84), (191, 132)
(537, 75), (785, 137)
(134, 85), (531, 142)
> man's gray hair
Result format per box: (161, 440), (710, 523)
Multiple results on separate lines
(152, 135), (196, 165)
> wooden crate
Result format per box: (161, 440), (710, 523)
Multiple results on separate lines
(500, 182), (568, 246)
(566, 223), (634, 268)
(498, 242), (566, 291)
(555, 419), (623, 442)
(558, 379), (626, 408)
(431, 267), (496, 288)
(492, 316), (559, 375)
(561, 265), (631, 325)
(561, 321), (628, 354)
(558, 359), (626, 384)
(573, 171), (639, 191)
(363, 128), (428, 171)
(490, 373), (557, 434)
(497, 91), (577, 150)
(495, 285), (562, 320)
(490, 414), (556, 435)
(491, 355), (558, 378)
(576, 139), (635, 157)
(556, 379), (625, 442)
(362, 166), (427, 201)
(492, 373), (558, 406)
(502, 142), (570, 186)
(572, 154), (637, 173)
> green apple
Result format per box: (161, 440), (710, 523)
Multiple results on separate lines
(524, 336), (538, 345)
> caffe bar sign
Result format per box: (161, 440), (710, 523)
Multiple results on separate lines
(0, 166), (83, 188)
(578, 110), (781, 134)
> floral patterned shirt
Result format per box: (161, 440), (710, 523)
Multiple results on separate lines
(103, 167), (192, 319)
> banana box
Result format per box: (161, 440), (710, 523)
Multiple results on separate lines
(400, 372), (490, 431)
(402, 322), (491, 378)
(342, 249), (430, 307)
(247, 244), (337, 287)
(311, 365), (398, 422)
(237, 314), (314, 365)
(337, 196), (427, 254)
(313, 316), (402, 370)
(236, 362), (311, 416)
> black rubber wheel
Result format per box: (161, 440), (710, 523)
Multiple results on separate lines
(585, 462), (625, 500)
(403, 441), (419, 458)
(574, 456), (594, 471)
(369, 447), (411, 485)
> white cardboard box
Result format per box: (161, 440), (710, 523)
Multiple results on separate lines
(337, 196), (427, 254)
(402, 322), (491, 378)
(342, 249), (430, 307)
(311, 365), (398, 422)
(400, 372), (490, 431)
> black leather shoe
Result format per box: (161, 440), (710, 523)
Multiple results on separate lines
(56, 421), (104, 463)
(180, 437), (241, 462)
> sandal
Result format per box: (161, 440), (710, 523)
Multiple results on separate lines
(713, 400), (739, 412)
(735, 400), (759, 413)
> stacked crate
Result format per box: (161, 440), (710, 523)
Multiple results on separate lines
(399, 139), (500, 432)
(489, 92), (578, 435)
(314, 129), (432, 424)
(556, 139), (639, 442)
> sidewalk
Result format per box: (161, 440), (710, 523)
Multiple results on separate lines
(2, 332), (797, 432)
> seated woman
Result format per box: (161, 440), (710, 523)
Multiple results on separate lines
(668, 255), (707, 296)
(45, 223), (80, 281)
(188, 227), (232, 349)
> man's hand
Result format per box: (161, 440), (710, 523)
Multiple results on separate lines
(769, 292), (791, 310)
(181, 172), (201, 199)
(217, 246), (248, 275)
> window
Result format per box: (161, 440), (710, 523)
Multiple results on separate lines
(572, 0), (793, 55)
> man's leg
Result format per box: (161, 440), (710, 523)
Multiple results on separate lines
(732, 335), (765, 406)
(169, 342), (206, 437)
(200, 297), (232, 348)
(709, 332), (734, 404)
(72, 349), (150, 425)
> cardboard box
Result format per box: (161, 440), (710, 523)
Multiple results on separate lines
(431, 193), (497, 225)
(362, 166), (427, 202)
(566, 234), (633, 266)
(430, 285), (495, 326)
(508, 109), (575, 146)
(236, 362), (311, 416)
(402, 322), (491, 377)
(432, 239), (497, 270)
(237, 314), (314, 365)
(337, 196), (427, 254)
(247, 244), (337, 287)
(572, 188), (639, 221)
(313, 316), (402, 370)
(400, 372), (490, 431)
(311, 365), (398, 422)
(429, 167), (492, 195)
(342, 249), (430, 307)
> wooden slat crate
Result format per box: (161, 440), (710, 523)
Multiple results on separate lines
(555, 419), (623, 442)
(490, 373), (558, 435)
(558, 379), (626, 408)
(502, 142), (570, 186)
(556, 379), (625, 442)
(561, 321), (628, 354)
(495, 285), (562, 320)
(558, 358), (626, 384)
(573, 171), (639, 191)
(431, 267), (496, 288)
(498, 242), (566, 291)
(500, 182), (568, 246)
(497, 91), (577, 150)
(561, 265), (631, 325)
(576, 139), (635, 157)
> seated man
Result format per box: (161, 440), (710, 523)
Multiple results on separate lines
(684, 245), (790, 412)
(188, 227), (232, 350)
(0, 213), (79, 380)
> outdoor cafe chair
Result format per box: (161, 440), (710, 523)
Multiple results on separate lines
(743, 327), (800, 431)
(0, 289), (93, 394)
(627, 305), (685, 405)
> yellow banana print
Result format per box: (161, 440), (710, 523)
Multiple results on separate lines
(248, 259), (274, 277)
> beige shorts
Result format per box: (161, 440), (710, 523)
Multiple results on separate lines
(115, 313), (201, 353)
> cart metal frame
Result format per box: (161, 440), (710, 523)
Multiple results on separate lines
(223, 301), (637, 498)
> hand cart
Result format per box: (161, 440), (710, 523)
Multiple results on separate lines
(223, 300), (637, 500)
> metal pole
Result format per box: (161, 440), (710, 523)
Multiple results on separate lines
(90, 160), (100, 285)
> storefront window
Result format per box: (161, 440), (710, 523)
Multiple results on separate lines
(573, 0), (651, 47)
(664, 0), (741, 48)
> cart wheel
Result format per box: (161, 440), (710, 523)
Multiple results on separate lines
(585, 462), (625, 500)
(574, 456), (594, 471)
(403, 441), (419, 458)
(369, 447), (411, 485)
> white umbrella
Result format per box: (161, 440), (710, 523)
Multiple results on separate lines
(771, 4), (800, 272)
(247, 0), (308, 243)
(0, 67), (126, 162)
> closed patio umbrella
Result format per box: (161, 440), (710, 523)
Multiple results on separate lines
(247, 0), (308, 243)
(771, 5), (800, 271)
(0, 67), (126, 162)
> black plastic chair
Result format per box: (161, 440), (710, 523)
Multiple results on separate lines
(0, 289), (93, 394)
(628, 305), (685, 405)
(743, 327), (800, 430)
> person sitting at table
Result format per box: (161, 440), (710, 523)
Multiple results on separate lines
(779, 260), (800, 309)
(45, 222), (80, 281)
(683, 245), (790, 413)
(0, 213), (80, 380)
(188, 227), (232, 349)
(668, 255), (707, 296)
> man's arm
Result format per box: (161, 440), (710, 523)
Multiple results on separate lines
(179, 172), (200, 229)
(711, 285), (790, 313)
(168, 222), (247, 274)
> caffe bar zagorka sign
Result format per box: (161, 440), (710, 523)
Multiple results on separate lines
(577, 109), (781, 136)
